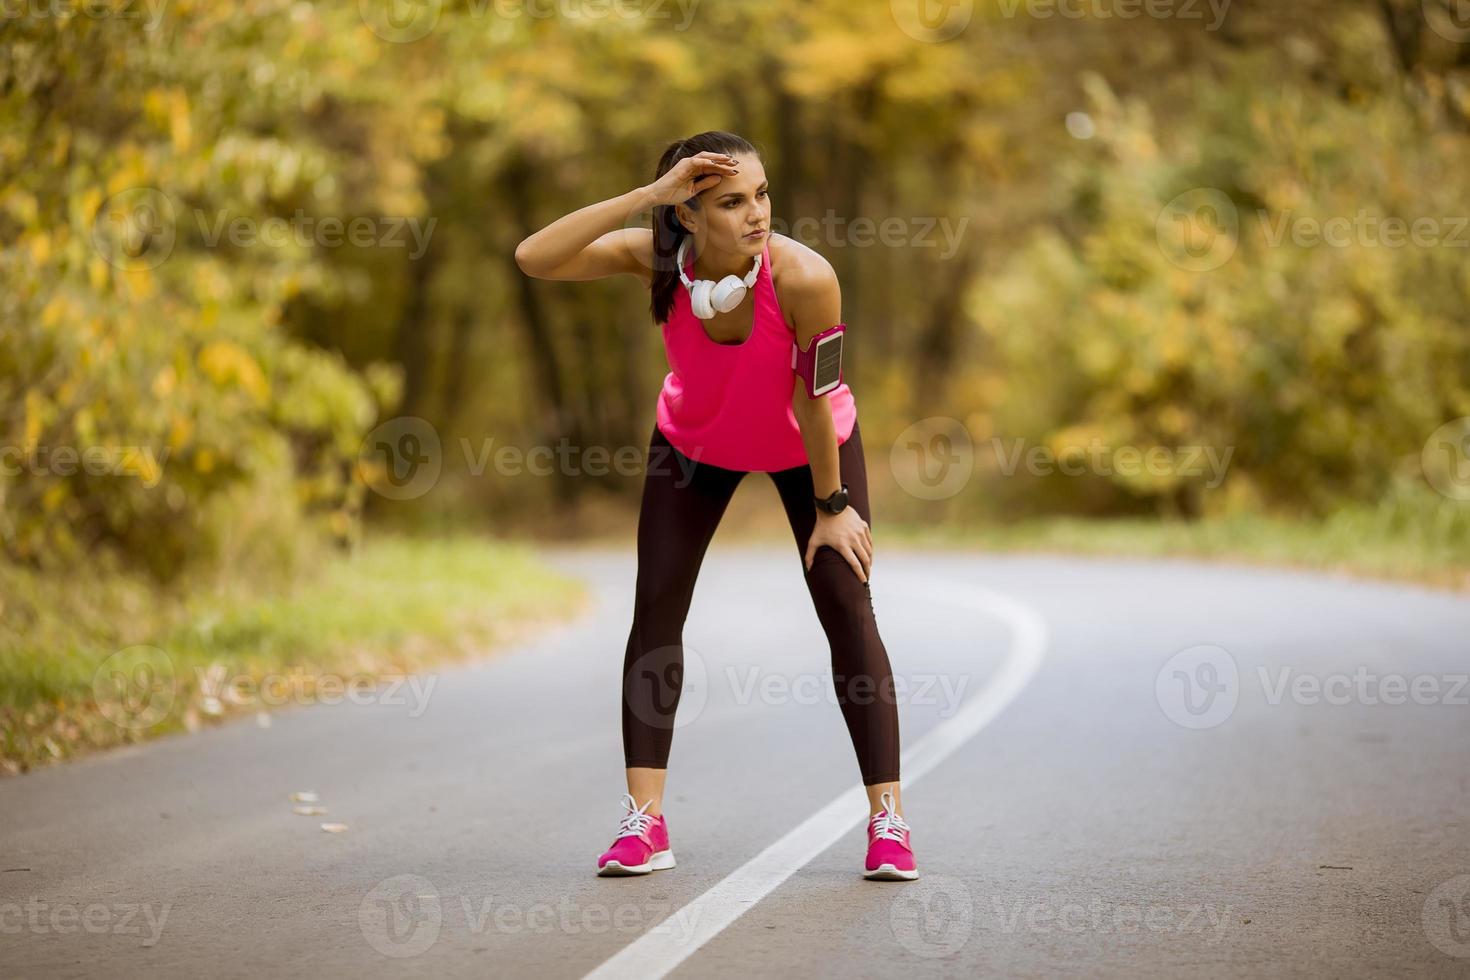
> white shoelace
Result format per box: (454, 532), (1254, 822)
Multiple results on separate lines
(614, 793), (657, 840)
(870, 790), (910, 843)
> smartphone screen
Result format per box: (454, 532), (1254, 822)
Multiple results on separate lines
(813, 333), (843, 396)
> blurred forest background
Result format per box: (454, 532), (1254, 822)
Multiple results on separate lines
(4, 0), (1470, 765)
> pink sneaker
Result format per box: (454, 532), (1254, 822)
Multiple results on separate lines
(596, 793), (676, 876)
(864, 791), (918, 880)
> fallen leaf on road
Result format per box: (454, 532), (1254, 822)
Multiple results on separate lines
(292, 806), (327, 816)
(289, 791), (319, 803)
(320, 822), (348, 833)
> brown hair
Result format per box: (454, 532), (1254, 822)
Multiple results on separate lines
(650, 131), (760, 324)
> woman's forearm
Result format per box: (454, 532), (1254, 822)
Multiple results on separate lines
(514, 185), (656, 275)
(794, 396), (842, 501)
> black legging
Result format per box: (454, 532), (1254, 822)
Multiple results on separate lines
(621, 417), (901, 785)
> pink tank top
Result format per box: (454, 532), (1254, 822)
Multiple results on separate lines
(655, 241), (858, 472)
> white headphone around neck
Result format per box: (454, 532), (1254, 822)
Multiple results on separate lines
(676, 236), (762, 320)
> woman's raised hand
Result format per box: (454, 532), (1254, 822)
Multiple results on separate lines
(643, 151), (741, 208)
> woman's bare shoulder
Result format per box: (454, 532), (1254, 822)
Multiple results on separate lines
(769, 233), (839, 304)
(768, 233), (840, 337)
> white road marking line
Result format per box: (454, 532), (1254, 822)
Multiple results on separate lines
(582, 578), (1049, 980)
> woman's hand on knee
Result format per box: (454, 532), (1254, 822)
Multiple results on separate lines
(805, 509), (873, 583)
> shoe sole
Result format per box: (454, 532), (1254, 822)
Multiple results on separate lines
(597, 849), (676, 876)
(863, 863), (919, 881)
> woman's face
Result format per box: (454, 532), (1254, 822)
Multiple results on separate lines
(680, 153), (770, 258)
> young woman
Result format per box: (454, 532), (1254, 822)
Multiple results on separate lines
(514, 130), (916, 881)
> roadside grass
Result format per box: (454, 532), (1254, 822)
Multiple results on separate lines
(0, 535), (587, 774)
(884, 502), (1470, 593)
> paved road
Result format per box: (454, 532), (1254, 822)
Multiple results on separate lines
(3, 546), (1470, 978)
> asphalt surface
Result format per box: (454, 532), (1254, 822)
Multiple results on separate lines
(3, 544), (1470, 978)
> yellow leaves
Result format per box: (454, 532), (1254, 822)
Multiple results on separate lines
(198, 340), (270, 403)
(170, 89), (193, 153)
(40, 294), (69, 329)
(152, 366), (178, 399)
(1158, 324), (1191, 370)
(169, 413), (193, 451)
(79, 186), (103, 225)
(783, 34), (884, 97)
(29, 232), (52, 265)
(1123, 366), (1154, 396)
(117, 448), (162, 488)
(1157, 404), (1192, 438)
(120, 265), (156, 302)
(634, 37), (699, 89)
(75, 408), (96, 445)
(42, 484), (69, 514)
(4, 188), (39, 225)
(143, 87), (169, 129)
(89, 256), (110, 291)
(24, 390), (47, 452)
(1048, 423), (1107, 460)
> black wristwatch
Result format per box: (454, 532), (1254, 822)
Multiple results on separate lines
(814, 483), (850, 515)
